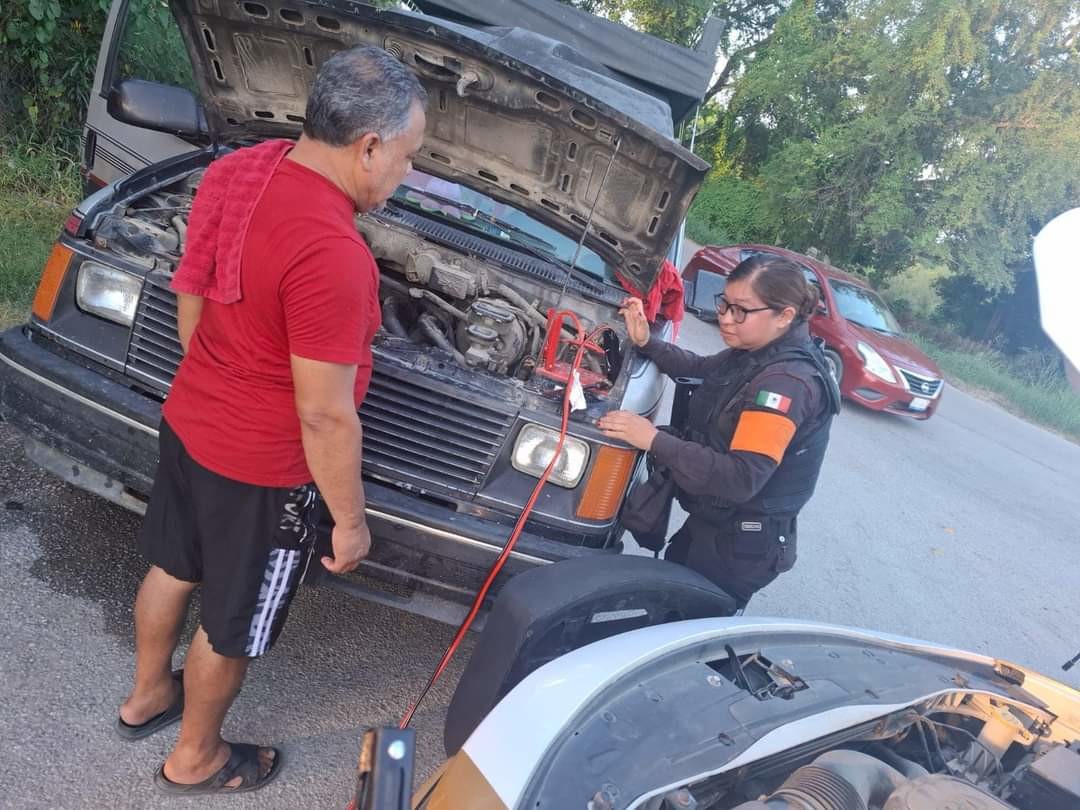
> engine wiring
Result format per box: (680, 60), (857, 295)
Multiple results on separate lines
(399, 314), (617, 729)
(916, 715), (1006, 781)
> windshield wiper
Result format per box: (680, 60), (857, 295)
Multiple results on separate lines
(847, 318), (897, 336)
(389, 189), (611, 291)
(399, 187), (557, 251)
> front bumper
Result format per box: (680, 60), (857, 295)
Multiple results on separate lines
(844, 365), (942, 420)
(0, 326), (608, 621)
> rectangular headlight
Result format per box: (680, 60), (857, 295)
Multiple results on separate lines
(511, 423), (590, 488)
(76, 261), (141, 327)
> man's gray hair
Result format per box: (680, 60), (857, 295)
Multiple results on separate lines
(304, 45), (427, 146)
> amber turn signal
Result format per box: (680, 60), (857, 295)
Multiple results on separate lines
(576, 445), (637, 521)
(32, 243), (74, 323)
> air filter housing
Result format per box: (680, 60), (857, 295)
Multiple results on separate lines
(1010, 743), (1080, 810)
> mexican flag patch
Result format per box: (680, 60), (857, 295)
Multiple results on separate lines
(755, 390), (792, 413)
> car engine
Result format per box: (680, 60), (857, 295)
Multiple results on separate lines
(638, 695), (1080, 810)
(92, 170), (624, 391)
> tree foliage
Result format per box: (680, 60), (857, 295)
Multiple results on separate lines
(557, 0), (791, 103)
(1, 0), (111, 144)
(719, 0), (1080, 291)
(685, 171), (770, 245)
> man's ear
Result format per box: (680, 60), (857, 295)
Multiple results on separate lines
(353, 131), (381, 169)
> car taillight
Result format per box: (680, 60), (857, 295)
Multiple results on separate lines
(576, 445), (637, 521)
(63, 213), (83, 236)
(32, 244), (75, 322)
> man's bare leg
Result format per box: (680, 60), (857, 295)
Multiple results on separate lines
(162, 628), (274, 786)
(119, 566), (196, 725)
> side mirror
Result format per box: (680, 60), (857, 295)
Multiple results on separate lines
(815, 300), (828, 315)
(107, 79), (208, 140)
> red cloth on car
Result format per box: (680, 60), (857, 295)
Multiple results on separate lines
(171, 139), (294, 304)
(617, 258), (685, 337)
(164, 159), (381, 487)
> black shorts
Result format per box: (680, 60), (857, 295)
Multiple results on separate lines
(138, 419), (320, 658)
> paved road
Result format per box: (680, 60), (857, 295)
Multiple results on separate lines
(2, 312), (1078, 808)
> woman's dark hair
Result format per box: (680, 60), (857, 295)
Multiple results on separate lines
(728, 253), (820, 322)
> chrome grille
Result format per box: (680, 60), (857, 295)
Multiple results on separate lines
(898, 368), (942, 397)
(124, 273), (514, 496)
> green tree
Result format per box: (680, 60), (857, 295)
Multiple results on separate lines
(719, 0), (1080, 292)
(1, 0), (112, 145)
(558, 0), (791, 104)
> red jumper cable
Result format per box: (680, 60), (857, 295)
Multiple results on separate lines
(399, 312), (612, 728)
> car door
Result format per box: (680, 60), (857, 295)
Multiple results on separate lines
(802, 266), (834, 341)
(83, 0), (201, 191)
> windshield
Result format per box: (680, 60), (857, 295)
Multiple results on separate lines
(829, 279), (902, 334)
(690, 269), (727, 311)
(391, 170), (618, 285)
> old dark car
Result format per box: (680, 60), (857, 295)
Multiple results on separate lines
(0, 0), (708, 621)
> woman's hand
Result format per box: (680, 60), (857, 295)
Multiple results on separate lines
(619, 296), (650, 347)
(598, 410), (659, 451)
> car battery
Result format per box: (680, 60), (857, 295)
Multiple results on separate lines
(1010, 742), (1080, 810)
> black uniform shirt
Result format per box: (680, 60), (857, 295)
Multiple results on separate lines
(640, 327), (826, 508)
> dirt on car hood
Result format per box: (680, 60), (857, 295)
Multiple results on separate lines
(169, 0), (709, 293)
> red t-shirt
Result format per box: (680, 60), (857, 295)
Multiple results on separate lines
(164, 158), (381, 487)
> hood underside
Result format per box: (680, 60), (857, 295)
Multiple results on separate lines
(169, 0), (709, 292)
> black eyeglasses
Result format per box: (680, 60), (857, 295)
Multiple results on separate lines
(715, 294), (775, 324)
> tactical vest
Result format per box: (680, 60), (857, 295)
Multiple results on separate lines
(677, 331), (841, 524)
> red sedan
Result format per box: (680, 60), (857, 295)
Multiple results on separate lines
(683, 244), (944, 419)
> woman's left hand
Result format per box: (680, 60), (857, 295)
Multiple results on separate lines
(598, 410), (659, 450)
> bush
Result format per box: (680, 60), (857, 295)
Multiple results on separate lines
(909, 330), (1080, 442)
(1, 0), (112, 147)
(0, 140), (80, 322)
(686, 172), (768, 246)
(880, 262), (949, 321)
(1008, 347), (1067, 390)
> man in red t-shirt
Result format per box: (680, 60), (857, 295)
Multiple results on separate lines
(116, 46), (427, 795)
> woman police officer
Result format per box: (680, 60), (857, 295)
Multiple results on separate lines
(598, 254), (841, 608)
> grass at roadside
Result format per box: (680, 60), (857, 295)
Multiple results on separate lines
(910, 332), (1080, 443)
(0, 141), (80, 328)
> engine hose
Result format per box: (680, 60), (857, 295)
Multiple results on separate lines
(496, 283), (578, 339)
(378, 274), (411, 298)
(863, 744), (929, 779)
(171, 215), (187, 253)
(399, 315), (616, 729)
(416, 288), (469, 321)
(730, 750), (907, 810)
(528, 321), (542, 359)
(496, 283), (547, 327)
(417, 313), (465, 365)
(381, 297), (409, 338)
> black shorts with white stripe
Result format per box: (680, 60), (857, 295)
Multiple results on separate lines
(138, 419), (320, 658)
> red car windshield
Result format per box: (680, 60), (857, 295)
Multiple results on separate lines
(829, 279), (902, 335)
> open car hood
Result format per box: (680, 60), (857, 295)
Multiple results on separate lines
(169, 0), (709, 292)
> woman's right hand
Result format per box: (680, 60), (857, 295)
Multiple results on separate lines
(620, 296), (650, 347)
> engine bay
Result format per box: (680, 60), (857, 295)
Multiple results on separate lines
(640, 694), (1080, 810)
(91, 168), (629, 399)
